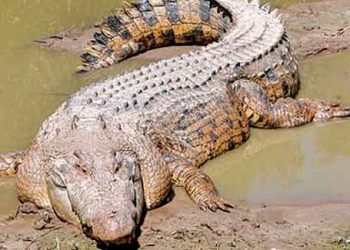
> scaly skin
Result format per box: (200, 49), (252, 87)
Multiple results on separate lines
(78, 0), (232, 72)
(0, 0), (349, 245)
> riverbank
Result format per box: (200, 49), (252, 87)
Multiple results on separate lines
(1, 0), (350, 249)
(1, 196), (350, 249)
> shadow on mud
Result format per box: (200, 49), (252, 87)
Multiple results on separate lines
(96, 241), (140, 250)
(96, 224), (142, 250)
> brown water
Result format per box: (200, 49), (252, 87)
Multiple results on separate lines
(0, 0), (348, 214)
(205, 52), (350, 205)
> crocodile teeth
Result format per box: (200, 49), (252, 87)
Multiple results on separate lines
(250, 0), (260, 7)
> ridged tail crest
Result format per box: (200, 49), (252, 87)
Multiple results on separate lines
(78, 0), (233, 72)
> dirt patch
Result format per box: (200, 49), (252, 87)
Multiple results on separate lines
(284, 0), (350, 59)
(2, 197), (350, 249)
(139, 199), (350, 249)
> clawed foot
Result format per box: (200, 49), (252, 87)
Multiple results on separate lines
(303, 99), (350, 121)
(197, 195), (234, 212)
(171, 162), (234, 213)
(325, 103), (350, 120)
(18, 202), (38, 214)
(18, 202), (55, 230)
(0, 151), (22, 176)
(34, 210), (55, 230)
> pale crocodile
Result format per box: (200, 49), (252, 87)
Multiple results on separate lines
(1, 0), (349, 245)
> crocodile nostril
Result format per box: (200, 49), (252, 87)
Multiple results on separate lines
(111, 210), (117, 214)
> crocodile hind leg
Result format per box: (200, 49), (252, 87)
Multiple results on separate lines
(232, 79), (350, 128)
(0, 151), (24, 176)
(167, 156), (233, 212)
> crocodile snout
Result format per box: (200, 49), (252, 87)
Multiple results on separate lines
(89, 211), (137, 244)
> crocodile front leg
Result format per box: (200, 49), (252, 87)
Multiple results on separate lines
(168, 157), (233, 212)
(0, 151), (24, 176)
(232, 79), (350, 128)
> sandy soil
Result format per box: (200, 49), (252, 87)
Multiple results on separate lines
(2, 1), (350, 249)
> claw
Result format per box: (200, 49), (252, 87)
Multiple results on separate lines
(199, 203), (208, 212)
(198, 196), (234, 213)
(207, 202), (218, 212)
(215, 201), (231, 212)
(0, 151), (23, 176)
(217, 198), (235, 212)
(333, 106), (350, 118)
(326, 101), (340, 107)
(220, 198), (235, 208)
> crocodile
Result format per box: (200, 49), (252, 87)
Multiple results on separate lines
(1, 0), (350, 245)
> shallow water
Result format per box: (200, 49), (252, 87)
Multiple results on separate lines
(205, 52), (350, 205)
(0, 0), (349, 214)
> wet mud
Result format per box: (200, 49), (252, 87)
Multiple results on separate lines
(1, 0), (350, 249)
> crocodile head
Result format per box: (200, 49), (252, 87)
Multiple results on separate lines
(45, 148), (144, 245)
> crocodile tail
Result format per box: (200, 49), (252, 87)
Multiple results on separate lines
(77, 0), (233, 72)
(0, 151), (24, 176)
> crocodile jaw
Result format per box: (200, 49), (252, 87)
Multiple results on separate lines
(87, 212), (136, 244)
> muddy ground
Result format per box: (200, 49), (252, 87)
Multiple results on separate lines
(2, 197), (350, 250)
(36, 0), (350, 60)
(1, 0), (350, 249)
